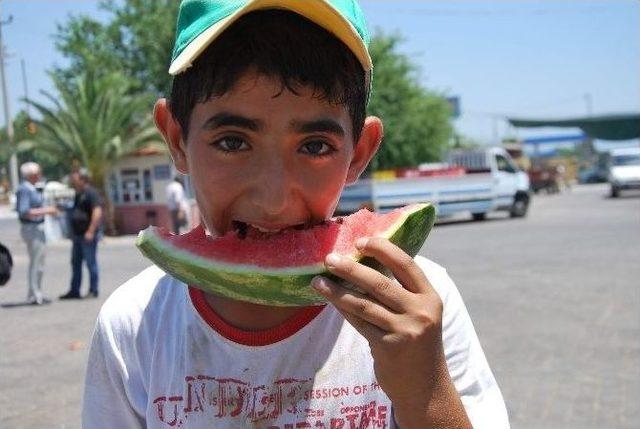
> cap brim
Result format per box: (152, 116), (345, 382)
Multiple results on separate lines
(168, 0), (372, 78)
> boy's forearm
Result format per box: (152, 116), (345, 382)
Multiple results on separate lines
(392, 364), (472, 429)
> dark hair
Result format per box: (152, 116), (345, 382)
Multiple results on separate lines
(0, 242), (13, 287)
(169, 10), (367, 142)
(71, 167), (90, 182)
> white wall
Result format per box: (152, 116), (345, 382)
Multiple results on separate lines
(111, 154), (176, 205)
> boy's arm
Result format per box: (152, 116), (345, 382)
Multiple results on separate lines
(312, 237), (508, 429)
(82, 317), (145, 429)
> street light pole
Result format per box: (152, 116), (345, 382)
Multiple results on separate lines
(21, 58), (29, 117)
(584, 93), (593, 117)
(0, 7), (17, 192)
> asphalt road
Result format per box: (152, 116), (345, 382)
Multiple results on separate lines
(1, 183), (638, 429)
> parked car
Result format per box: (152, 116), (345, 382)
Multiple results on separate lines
(578, 166), (605, 184)
(607, 147), (640, 197)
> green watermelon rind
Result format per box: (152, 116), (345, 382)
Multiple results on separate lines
(136, 203), (436, 307)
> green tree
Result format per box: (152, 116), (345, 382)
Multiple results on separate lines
(54, 7), (452, 173)
(21, 71), (162, 233)
(451, 133), (483, 150)
(1, 111), (41, 193)
(367, 33), (452, 170)
(1, 110), (69, 180)
(53, 0), (178, 96)
(0, 111), (26, 181)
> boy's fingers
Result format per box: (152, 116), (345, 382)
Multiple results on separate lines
(323, 253), (408, 311)
(340, 311), (384, 344)
(311, 276), (395, 334)
(355, 237), (431, 294)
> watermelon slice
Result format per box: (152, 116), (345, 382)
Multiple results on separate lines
(136, 203), (435, 306)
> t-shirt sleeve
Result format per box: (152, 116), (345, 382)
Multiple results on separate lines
(82, 310), (145, 428)
(16, 186), (31, 217)
(416, 256), (510, 429)
(88, 188), (103, 209)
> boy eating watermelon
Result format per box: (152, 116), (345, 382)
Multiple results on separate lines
(83, 1), (509, 428)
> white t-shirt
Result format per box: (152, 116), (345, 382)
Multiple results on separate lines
(82, 256), (510, 428)
(166, 181), (186, 211)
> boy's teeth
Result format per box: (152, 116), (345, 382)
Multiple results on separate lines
(249, 223), (282, 233)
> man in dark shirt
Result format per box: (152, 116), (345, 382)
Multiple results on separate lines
(59, 169), (103, 299)
(16, 162), (58, 304)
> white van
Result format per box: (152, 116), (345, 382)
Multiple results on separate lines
(338, 147), (531, 220)
(607, 147), (640, 197)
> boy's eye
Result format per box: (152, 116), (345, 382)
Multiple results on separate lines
(300, 140), (335, 156)
(213, 136), (250, 152)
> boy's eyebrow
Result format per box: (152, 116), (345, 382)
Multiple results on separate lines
(291, 118), (345, 137)
(202, 112), (263, 131)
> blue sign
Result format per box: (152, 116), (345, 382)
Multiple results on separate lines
(522, 134), (588, 144)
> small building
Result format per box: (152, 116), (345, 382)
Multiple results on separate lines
(109, 147), (198, 235)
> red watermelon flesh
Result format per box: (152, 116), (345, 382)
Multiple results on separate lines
(136, 203), (435, 306)
(156, 207), (405, 269)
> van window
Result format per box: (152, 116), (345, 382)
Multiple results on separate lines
(496, 154), (516, 173)
(613, 154), (640, 166)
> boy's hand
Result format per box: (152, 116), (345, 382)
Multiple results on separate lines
(311, 237), (471, 429)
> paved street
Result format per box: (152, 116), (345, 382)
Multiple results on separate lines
(1, 183), (638, 429)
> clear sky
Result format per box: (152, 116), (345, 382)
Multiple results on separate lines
(1, 0), (638, 145)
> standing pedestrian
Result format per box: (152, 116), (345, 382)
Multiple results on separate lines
(59, 169), (103, 300)
(165, 175), (190, 234)
(15, 162), (58, 305)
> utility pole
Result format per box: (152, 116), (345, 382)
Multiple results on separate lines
(492, 115), (500, 144)
(21, 58), (29, 117)
(584, 93), (593, 117)
(0, 6), (17, 192)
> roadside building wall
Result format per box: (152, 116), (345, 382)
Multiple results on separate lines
(110, 152), (198, 235)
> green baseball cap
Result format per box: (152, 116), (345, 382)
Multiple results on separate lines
(169, 0), (372, 91)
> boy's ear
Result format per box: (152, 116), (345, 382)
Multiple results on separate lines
(154, 98), (188, 174)
(346, 116), (383, 184)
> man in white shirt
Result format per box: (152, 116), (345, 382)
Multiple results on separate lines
(15, 162), (58, 304)
(165, 175), (189, 234)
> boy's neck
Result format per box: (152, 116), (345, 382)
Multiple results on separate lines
(203, 292), (307, 331)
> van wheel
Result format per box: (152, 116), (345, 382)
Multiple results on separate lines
(510, 194), (530, 218)
(472, 212), (486, 221)
(610, 186), (620, 198)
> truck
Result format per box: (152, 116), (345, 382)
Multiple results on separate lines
(337, 147), (531, 221)
(606, 146), (640, 197)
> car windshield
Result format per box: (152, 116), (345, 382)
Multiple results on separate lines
(613, 154), (640, 166)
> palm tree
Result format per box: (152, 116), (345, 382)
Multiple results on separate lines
(22, 71), (163, 234)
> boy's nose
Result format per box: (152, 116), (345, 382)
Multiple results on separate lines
(250, 159), (297, 216)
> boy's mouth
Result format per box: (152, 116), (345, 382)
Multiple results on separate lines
(231, 220), (309, 239)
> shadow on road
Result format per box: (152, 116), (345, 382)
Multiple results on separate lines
(1, 301), (43, 309)
(435, 216), (520, 228)
(603, 193), (640, 200)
